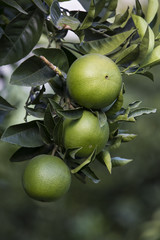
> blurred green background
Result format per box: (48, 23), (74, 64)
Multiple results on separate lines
(1, 0), (160, 239)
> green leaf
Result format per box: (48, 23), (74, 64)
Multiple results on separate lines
(33, 47), (69, 73)
(25, 106), (45, 118)
(117, 133), (137, 142)
(129, 100), (142, 109)
(10, 145), (53, 162)
(50, 0), (61, 27)
(57, 108), (83, 120)
(68, 147), (82, 159)
(145, 0), (159, 24)
(37, 121), (52, 145)
(116, 44), (139, 65)
(57, 16), (80, 31)
(78, 0), (95, 30)
(110, 109), (135, 123)
(32, 0), (48, 14)
(139, 45), (160, 69)
(71, 148), (97, 174)
(129, 108), (157, 118)
(82, 166), (100, 184)
(10, 56), (55, 87)
(0, 8), (44, 66)
(98, 149), (112, 174)
(109, 136), (122, 150)
(44, 105), (55, 137)
(96, 111), (108, 128)
(132, 14), (150, 40)
(1, 0), (28, 14)
(94, 0), (107, 17)
(50, 1), (80, 30)
(111, 7), (130, 29)
(49, 98), (62, 111)
(134, 26), (155, 64)
(1, 121), (44, 147)
(137, 71), (154, 81)
(0, 96), (15, 111)
(112, 157), (132, 167)
(106, 86), (124, 116)
(100, 0), (118, 22)
(135, 0), (144, 17)
(49, 76), (64, 96)
(53, 117), (63, 145)
(74, 29), (135, 55)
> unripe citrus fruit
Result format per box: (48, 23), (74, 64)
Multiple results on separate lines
(67, 53), (122, 109)
(63, 110), (109, 158)
(22, 155), (71, 202)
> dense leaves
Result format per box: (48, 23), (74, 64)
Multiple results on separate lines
(0, 0), (159, 184)
(0, 7), (44, 66)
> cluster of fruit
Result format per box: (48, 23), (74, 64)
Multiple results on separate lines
(22, 53), (122, 202)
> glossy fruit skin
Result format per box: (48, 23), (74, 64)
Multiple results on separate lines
(67, 53), (122, 109)
(63, 110), (109, 158)
(22, 155), (71, 202)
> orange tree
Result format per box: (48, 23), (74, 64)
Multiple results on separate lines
(0, 0), (158, 200)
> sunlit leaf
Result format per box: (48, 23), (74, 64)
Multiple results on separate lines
(50, 0), (61, 27)
(98, 149), (112, 174)
(118, 133), (137, 142)
(50, 0), (80, 30)
(57, 16), (80, 30)
(96, 111), (108, 128)
(78, 0), (95, 30)
(112, 157), (132, 167)
(74, 29), (135, 55)
(132, 14), (149, 40)
(135, 0), (144, 17)
(145, 0), (159, 24)
(139, 45), (160, 69)
(116, 44), (137, 65)
(129, 101), (142, 109)
(129, 108), (157, 118)
(134, 26), (155, 64)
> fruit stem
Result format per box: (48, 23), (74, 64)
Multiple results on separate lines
(52, 145), (58, 156)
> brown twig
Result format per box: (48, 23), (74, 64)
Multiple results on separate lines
(40, 56), (63, 77)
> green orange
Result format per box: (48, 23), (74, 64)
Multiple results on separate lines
(22, 155), (71, 202)
(67, 53), (122, 109)
(63, 110), (109, 158)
